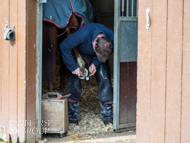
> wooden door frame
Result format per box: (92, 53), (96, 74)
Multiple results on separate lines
(35, 0), (44, 141)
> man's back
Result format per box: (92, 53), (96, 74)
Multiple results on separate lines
(60, 23), (114, 72)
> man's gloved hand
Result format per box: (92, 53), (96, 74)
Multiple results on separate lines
(89, 64), (96, 76)
(72, 67), (82, 77)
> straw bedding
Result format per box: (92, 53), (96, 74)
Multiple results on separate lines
(42, 65), (113, 139)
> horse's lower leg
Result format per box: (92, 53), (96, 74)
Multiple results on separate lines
(49, 82), (54, 92)
(42, 22), (58, 93)
(59, 71), (66, 93)
(59, 63), (67, 93)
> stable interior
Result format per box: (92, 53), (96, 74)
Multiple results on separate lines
(41, 0), (136, 142)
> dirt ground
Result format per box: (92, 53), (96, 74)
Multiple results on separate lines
(41, 64), (136, 143)
(39, 131), (136, 143)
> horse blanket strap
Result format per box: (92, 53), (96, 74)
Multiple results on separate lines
(43, 0), (94, 29)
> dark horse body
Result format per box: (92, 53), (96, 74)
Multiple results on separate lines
(42, 0), (94, 92)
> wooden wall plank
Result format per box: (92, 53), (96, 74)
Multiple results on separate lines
(26, 0), (36, 142)
(17, 0), (26, 142)
(1, 0), (10, 141)
(181, 0), (190, 142)
(0, 0), (2, 139)
(136, 0), (152, 142)
(150, 0), (167, 142)
(165, 0), (183, 142)
(9, 0), (18, 142)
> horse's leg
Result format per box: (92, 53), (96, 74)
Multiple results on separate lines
(42, 22), (58, 92)
(66, 14), (86, 76)
(49, 82), (54, 92)
(59, 58), (67, 93)
(73, 47), (86, 76)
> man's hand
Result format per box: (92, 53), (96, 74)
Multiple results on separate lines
(72, 67), (82, 77)
(89, 64), (96, 76)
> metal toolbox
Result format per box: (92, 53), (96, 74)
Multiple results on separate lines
(41, 92), (69, 137)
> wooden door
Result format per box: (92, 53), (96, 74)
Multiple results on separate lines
(113, 0), (138, 132)
(137, 0), (190, 142)
(0, 0), (37, 142)
(0, 1), (26, 142)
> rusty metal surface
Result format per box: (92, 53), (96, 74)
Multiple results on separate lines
(41, 99), (69, 133)
(119, 62), (137, 125)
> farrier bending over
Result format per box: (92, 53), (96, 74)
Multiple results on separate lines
(60, 23), (114, 125)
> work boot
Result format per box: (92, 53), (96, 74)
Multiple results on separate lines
(100, 102), (113, 126)
(68, 102), (79, 125)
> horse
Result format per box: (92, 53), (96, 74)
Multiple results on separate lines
(42, 0), (94, 93)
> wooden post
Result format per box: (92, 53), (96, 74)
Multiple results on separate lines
(17, 0), (27, 142)
(9, 0), (18, 141)
(181, 0), (190, 142)
(150, 0), (167, 142)
(0, 0), (2, 139)
(136, 0), (152, 142)
(165, 0), (183, 142)
(1, 0), (10, 141)
(26, 0), (37, 142)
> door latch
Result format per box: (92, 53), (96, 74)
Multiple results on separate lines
(4, 25), (15, 40)
(146, 9), (150, 29)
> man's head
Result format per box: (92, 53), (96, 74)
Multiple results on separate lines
(95, 36), (113, 63)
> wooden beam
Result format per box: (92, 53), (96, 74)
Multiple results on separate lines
(9, 0), (18, 142)
(1, 0), (10, 141)
(150, 0), (167, 142)
(0, 0), (2, 138)
(165, 0), (183, 142)
(17, 0), (27, 142)
(136, 0), (152, 142)
(26, 0), (37, 142)
(181, 0), (190, 142)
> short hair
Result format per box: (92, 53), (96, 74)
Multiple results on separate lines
(95, 36), (113, 63)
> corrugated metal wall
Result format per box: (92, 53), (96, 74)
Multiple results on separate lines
(137, 0), (190, 142)
(0, 0), (36, 142)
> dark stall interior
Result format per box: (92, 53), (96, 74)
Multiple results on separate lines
(42, 0), (115, 138)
